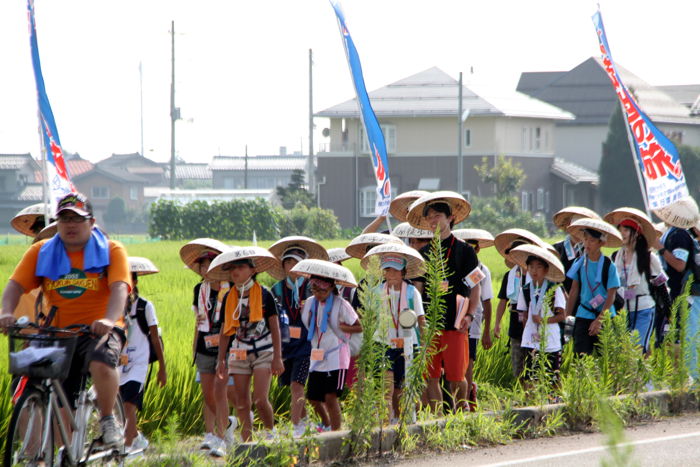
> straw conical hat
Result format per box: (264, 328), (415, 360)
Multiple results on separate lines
(290, 259), (357, 288)
(34, 221), (58, 242)
(406, 191), (471, 230)
(566, 218), (622, 248)
(128, 256), (159, 276)
(653, 196), (700, 229)
(345, 233), (403, 259)
(552, 206), (600, 230)
(179, 238), (230, 273)
(361, 243), (425, 279)
(11, 203), (52, 237)
(508, 244), (566, 283)
(452, 228), (495, 249)
(495, 228), (553, 257)
(207, 246), (280, 281)
(392, 222), (434, 239)
(389, 190), (429, 222)
(327, 247), (351, 264)
(267, 236), (329, 280)
(603, 207), (657, 245)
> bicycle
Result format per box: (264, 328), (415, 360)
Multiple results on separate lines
(4, 319), (127, 466)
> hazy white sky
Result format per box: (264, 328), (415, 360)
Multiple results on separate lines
(0, 0), (697, 165)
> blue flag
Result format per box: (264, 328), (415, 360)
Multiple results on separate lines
(592, 9), (688, 210)
(330, 1), (391, 215)
(28, 0), (76, 209)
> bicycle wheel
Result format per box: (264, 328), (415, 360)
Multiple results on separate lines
(4, 386), (53, 467)
(81, 387), (127, 464)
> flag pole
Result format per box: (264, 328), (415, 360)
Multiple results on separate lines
(618, 99), (652, 217)
(38, 116), (50, 226)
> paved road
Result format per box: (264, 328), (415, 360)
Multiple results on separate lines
(385, 413), (700, 467)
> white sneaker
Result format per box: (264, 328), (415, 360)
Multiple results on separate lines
(208, 436), (227, 457)
(128, 432), (149, 452)
(99, 416), (124, 448)
(224, 416), (238, 446)
(200, 432), (215, 450)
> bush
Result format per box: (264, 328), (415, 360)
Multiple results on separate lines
(458, 196), (546, 237)
(276, 205), (341, 239)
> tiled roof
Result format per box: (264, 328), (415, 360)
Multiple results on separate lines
(316, 67), (573, 121)
(210, 155), (308, 171)
(551, 158), (599, 185)
(74, 166), (149, 183)
(174, 164), (212, 179)
(517, 57), (700, 126)
(0, 154), (34, 170)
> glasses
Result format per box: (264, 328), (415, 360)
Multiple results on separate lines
(57, 215), (90, 224)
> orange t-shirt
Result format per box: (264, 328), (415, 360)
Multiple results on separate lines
(10, 239), (131, 328)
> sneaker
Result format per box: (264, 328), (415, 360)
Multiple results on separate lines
(128, 432), (149, 452)
(200, 432), (215, 450)
(224, 416), (238, 446)
(99, 416), (124, 448)
(208, 436), (227, 457)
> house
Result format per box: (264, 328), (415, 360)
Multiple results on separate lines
(96, 153), (167, 186)
(210, 155), (308, 190)
(0, 153), (42, 231)
(72, 166), (148, 224)
(162, 162), (213, 188)
(517, 57), (700, 172)
(314, 67), (596, 229)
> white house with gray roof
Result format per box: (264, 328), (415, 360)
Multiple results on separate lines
(315, 67), (596, 229)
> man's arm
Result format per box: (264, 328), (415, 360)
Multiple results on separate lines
(0, 280), (25, 328)
(91, 281), (128, 335)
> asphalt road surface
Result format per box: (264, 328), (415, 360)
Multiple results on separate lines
(385, 413), (700, 467)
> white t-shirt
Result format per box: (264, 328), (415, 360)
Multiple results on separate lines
(120, 298), (158, 386)
(374, 283), (424, 346)
(301, 295), (359, 372)
(614, 250), (664, 312)
(516, 283), (566, 353)
(470, 264), (493, 339)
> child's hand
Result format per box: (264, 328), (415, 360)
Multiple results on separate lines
(532, 314), (542, 325)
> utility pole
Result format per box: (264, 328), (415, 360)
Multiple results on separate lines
(308, 48), (315, 194)
(244, 144), (248, 189)
(457, 72), (463, 195)
(139, 61), (144, 158)
(169, 20), (178, 189)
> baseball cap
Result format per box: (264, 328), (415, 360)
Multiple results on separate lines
(380, 254), (407, 271)
(56, 192), (93, 218)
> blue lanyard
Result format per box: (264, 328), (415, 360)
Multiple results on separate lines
(307, 294), (334, 342)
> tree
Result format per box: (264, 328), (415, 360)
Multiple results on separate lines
(104, 197), (127, 232)
(598, 103), (645, 212)
(679, 144), (700, 201)
(475, 155), (526, 214)
(276, 169), (315, 209)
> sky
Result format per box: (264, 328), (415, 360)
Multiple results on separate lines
(0, 0), (698, 165)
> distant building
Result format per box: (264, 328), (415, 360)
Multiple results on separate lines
(0, 153), (41, 231)
(72, 166), (148, 224)
(315, 67), (596, 229)
(210, 155), (309, 190)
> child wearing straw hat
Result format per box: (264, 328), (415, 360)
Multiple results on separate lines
(293, 259), (362, 431)
(210, 247), (284, 443)
(179, 239), (234, 456)
(563, 219), (622, 355)
(362, 243), (425, 422)
(605, 208), (666, 354)
(510, 245), (567, 391)
(268, 236), (328, 437)
(119, 257), (166, 452)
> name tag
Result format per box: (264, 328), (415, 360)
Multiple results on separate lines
(311, 349), (325, 361)
(440, 280), (450, 292)
(589, 294), (605, 308)
(465, 267), (485, 288)
(623, 289), (636, 300)
(204, 334), (220, 349)
(289, 326), (302, 339)
(391, 338), (404, 349)
(119, 354), (129, 366)
(228, 349), (247, 364)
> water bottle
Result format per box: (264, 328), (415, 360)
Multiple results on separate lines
(279, 311), (290, 343)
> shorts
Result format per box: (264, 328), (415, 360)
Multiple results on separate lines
(228, 350), (273, 375)
(510, 338), (527, 380)
(306, 369), (346, 402)
(279, 357), (310, 386)
(573, 317), (598, 355)
(119, 380), (145, 410)
(62, 328), (125, 408)
(195, 352), (218, 374)
(524, 350), (561, 384)
(428, 330), (468, 382)
(381, 347), (405, 389)
(468, 337), (478, 362)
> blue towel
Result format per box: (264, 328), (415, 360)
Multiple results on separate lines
(36, 228), (110, 281)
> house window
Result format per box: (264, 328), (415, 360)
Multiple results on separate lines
(359, 187), (377, 217)
(544, 190), (551, 213)
(521, 127), (530, 151)
(521, 191), (531, 212)
(361, 124), (397, 154)
(536, 187), (545, 211)
(130, 186), (138, 200)
(464, 128), (471, 148)
(533, 127), (541, 150)
(92, 186), (109, 199)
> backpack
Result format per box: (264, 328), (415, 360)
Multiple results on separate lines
(133, 297), (163, 365)
(271, 281), (297, 344)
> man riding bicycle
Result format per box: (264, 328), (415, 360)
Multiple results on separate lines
(0, 192), (131, 448)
